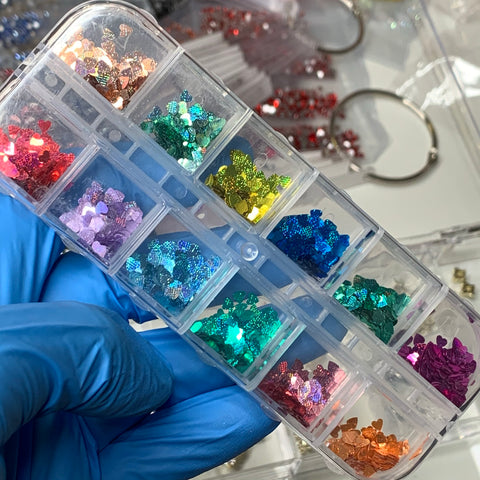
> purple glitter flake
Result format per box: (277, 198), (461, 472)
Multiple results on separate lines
(59, 181), (144, 260)
(399, 334), (477, 407)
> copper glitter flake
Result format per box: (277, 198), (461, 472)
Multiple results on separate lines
(58, 26), (155, 110)
(205, 149), (291, 224)
(327, 418), (409, 477)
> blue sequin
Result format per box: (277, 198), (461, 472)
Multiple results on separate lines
(267, 209), (350, 279)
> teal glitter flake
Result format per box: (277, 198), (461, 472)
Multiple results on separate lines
(140, 89), (226, 172)
(190, 291), (283, 373)
(125, 238), (221, 314)
(267, 209), (350, 279)
(333, 275), (411, 344)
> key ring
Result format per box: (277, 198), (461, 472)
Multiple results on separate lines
(315, 0), (364, 54)
(329, 88), (439, 182)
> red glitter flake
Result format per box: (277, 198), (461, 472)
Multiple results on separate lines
(0, 120), (76, 200)
(259, 358), (345, 427)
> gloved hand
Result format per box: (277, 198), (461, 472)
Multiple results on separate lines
(0, 193), (278, 480)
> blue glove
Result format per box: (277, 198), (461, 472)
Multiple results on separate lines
(0, 193), (278, 479)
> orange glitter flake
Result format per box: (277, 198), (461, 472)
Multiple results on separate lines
(327, 418), (409, 478)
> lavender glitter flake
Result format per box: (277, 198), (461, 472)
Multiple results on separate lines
(59, 181), (144, 260)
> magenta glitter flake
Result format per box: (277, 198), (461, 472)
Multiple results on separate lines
(258, 358), (345, 427)
(59, 180), (143, 259)
(399, 334), (477, 407)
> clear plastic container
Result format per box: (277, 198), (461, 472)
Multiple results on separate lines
(1, 2), (479, 479)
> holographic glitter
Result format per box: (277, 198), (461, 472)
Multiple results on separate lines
(125, 238), (221, 313)
(59, 181), (143, 259)
(333, 275), (410, 344)
(267, 209), (349, 279)
(399, 334), (476, 407)
(140, 89), (226, 172)
(205, 149), (291, 224)
(327, 417), (409, 477)
(259, 359), (345, 427)
(58, 25), (155, 110)
(255, 88), (337, 120)
(190, 291), (282, 373)
(0, 120), (75, 200)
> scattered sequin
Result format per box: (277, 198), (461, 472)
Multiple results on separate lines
(0, 120), (75, 200)
(333, 275), (410, 344)
(190, 291), (282, 373)
(58, 26), (155, 110)
(141, 89), (226, 172)
(125, 238), (221, 313)
(205, 149), (291, 224)
(327, 417), (409, 477)
(399, 334), (476, 407)
(259, 358), (345, 427)
(255, 88), (337, 120)
(0, 10), (46, 49)
(276, 124), (363, 158)
(267, 209), (349, 279)
(59, 181), (143, 259)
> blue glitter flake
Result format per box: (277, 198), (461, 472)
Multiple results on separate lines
(267, 209), (349, 279)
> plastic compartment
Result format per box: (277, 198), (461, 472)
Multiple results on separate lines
(1, 2), (480, 480)
(184, 271), (304, 388)
(253, 327), (357, 441)
(198, 116), (316, 232)
(320, 384), (436, 480)
(398, 290), (480, 410)
(51, 1), (179, 110)
(0, 87), (87, 203)
(115, 208), (235, 329)
(264, 174), (380, 290)
(44, 151), (161, 267)
(330, 233), (444, 346)
(127, 52), (248, 173)
(193, 424), (300, 480)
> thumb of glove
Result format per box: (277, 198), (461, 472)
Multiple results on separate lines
(0, 301), (172, 447)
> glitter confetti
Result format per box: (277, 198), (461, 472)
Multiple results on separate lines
(333, 275), (410, 344)
(205, 148), (291, 224)
(140, 89), (226, 172)
(59, 181), (143, 259)
(58, 25), (155, 110)
(125, 238), (221, 313)
(190, 291), (282, 373)
(0, 120), (75, 200)
(259, 359), (345, 427)
(399, 334), (476, 407)
(327, 417), (409, 477)
(267, 209), (349, 279)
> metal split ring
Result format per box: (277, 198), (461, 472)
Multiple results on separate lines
(329, 88), (439, 182)
(315, 0), (364, 54)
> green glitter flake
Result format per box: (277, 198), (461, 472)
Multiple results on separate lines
(333, 275), (410, 344)
(205, 149), (291, 224)
(190, 290), (283, 373)
(140, 89), (226, 173)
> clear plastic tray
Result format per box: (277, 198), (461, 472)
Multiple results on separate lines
(1, 2), (480, 479)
